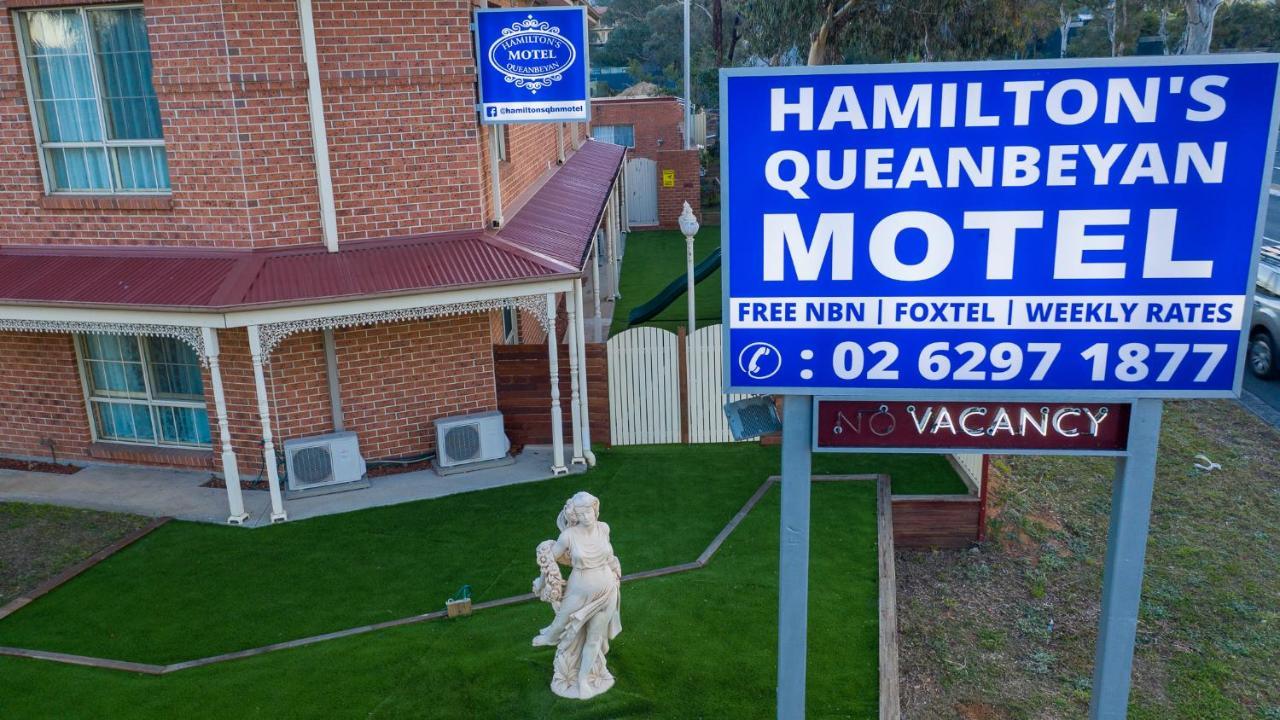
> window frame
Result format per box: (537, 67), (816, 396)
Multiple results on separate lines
(592, 124), (635, 148)
(74, 334), (211, 449)
(14, 3), (170, 196)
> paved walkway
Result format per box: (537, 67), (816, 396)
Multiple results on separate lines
(0, 446), (583, 528)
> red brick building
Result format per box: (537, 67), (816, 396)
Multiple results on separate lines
(0, 0), (625, 523)
(590, 95), (699, 229)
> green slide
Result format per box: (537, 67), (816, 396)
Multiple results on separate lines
(626, 247), (722, 326)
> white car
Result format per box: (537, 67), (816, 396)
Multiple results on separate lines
(1248, 247), (1280, 378)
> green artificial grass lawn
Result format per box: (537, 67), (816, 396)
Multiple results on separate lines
(0, 444), (962, 666)
(0, 445), (964, 718)
(611, 227), (724, 335)
(0, 479), (881, 720)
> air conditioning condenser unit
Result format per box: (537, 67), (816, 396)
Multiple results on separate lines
(434, 411), (511, 469)
(283, 431), (367, 491)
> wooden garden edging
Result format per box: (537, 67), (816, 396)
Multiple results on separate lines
(877, 474), (901, 720)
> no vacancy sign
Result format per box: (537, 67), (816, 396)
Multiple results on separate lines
(721, 57), (1280, 399)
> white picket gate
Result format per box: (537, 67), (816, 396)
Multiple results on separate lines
(687, 326), (749, 443)
(607, 326), (681, 445)
(606, 326), (990, 478)
(607, 324), (749, 445)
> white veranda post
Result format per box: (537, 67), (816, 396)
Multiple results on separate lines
(247, 325), (288, 522)
(565, 287), (586, 465)
(613, 188), (624, 298)
(546, 294), (568, 475)
(573, 279), (596, 465)
(201, 327), (247, 525)
(591, 238), (602, 323)
(606, 190), (620, 301)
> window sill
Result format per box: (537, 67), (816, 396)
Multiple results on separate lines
(87, 441), (213, 469)
(40, 194), (173, 212)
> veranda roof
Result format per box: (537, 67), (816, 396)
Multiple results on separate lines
(0, 141), (625, 311)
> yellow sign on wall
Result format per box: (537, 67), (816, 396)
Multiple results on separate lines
(662, 169), (675, 188)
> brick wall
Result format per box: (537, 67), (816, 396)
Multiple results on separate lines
(591, 97), (699, 228)
(480, 120), (580, 227)
(0, 331), (92, 462)
(332, 314), (498, 459)
(590, 96), (684, 161)
(0, 330), (219, 470)
(0, 0), (571, 249)
(0, 314), (502, 474)
(656, 148), (701, 229)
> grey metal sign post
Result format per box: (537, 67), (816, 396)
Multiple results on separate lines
(777, 395), (813, 719)
(1090, 398), (1163, 719)
(772, 397), (1166, 719)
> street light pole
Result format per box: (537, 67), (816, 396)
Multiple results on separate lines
(683, 0), (691, 149)
(679, 201), (700, 333)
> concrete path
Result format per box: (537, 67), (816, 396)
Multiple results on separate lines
(0, 446), (583, 528)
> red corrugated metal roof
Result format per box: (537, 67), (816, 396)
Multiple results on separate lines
(0, 247), (243, 308)
(0, 142), (625, 312)
(239, 232), (561, 306)
(498, 140), (625, 269)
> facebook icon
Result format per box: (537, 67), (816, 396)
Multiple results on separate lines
(486, 107), (498, 118)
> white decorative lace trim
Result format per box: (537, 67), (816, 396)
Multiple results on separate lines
(0, 319), (206, 360)
(255, 295), (552, 358)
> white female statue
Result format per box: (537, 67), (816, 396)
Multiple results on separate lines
(531, 491), (622, 700)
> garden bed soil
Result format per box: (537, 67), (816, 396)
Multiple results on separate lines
(0, 457), (81, 475)
(200, 476), (270, 492)
(365, 458), (435, 478)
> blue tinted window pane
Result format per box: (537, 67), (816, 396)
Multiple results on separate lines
(93, 402), (154, 443)
(157, 406), (211, 445)
(592, 125), (635, 148)
(23, 11), (102, 143)
(112, 146), (169, 191)
(83, 335), (145, 396)
(145, 337), (203, 398)
(89, 8), (163, 141)
(45, 147), (110, 191)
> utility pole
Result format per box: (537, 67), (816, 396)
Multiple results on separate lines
(684, 0), (692, 149)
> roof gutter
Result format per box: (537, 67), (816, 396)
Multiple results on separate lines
(297, 0), (339, 253)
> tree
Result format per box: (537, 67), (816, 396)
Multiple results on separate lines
(1212, 1), (1280, 51)
(593, 0), (740, 105)
(739, 0), (1057, 66)
(1181, 0), (1223, 54)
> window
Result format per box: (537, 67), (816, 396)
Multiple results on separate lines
(16, 6), (169, 193)
(502, 305), (520, 344)
(78, 334), (211, 447)
(592, 124), (635, 148)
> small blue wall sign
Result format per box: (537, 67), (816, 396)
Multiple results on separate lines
(720, 57), (1280, 399)
(475, 7), (590, 124)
